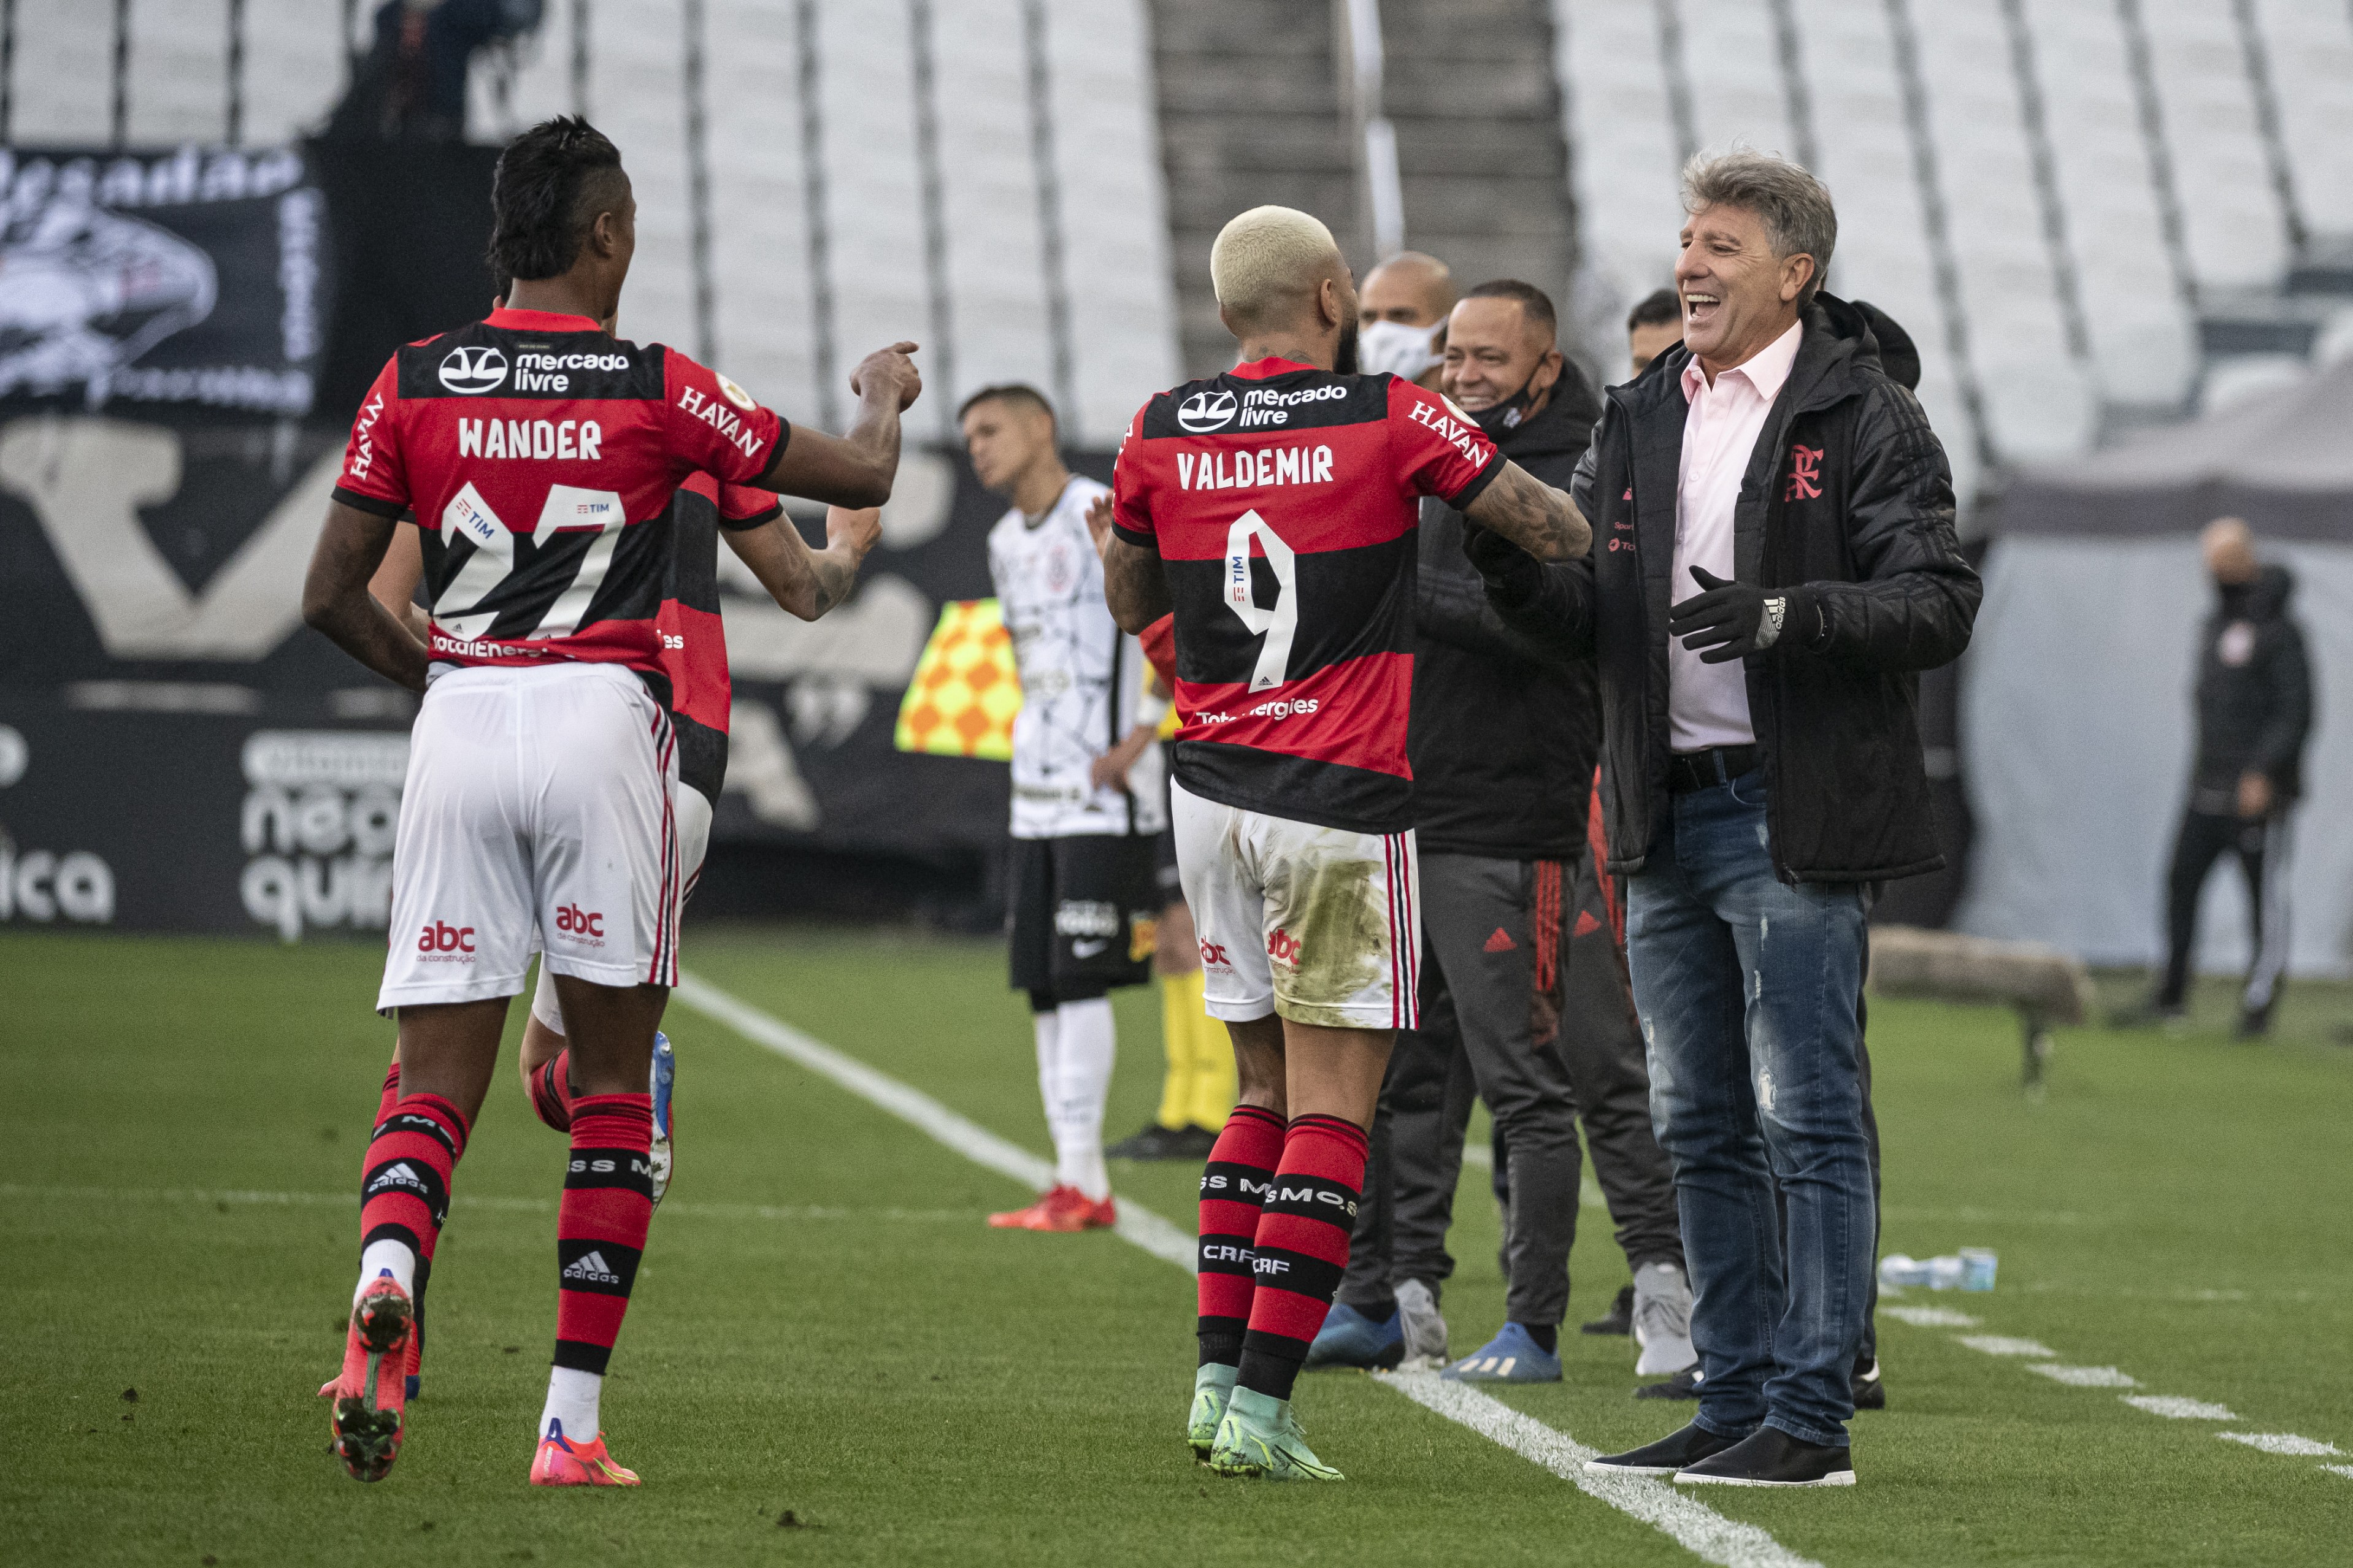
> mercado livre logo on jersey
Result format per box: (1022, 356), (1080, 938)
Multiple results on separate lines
(1178, 388), (1237, 432)
(439, 345), (509, 394)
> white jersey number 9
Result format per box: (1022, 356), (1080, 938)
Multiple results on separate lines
(1223, 508), (1297, 692)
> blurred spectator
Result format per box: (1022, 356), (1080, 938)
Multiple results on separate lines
(2127, 518), (2313, 1037)
(329, 0), (545, 142)
(1625, 287), (1682, 378)
(1356, 251), (1453, 389)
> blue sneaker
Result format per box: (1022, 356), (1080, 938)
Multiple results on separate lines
(1304, 1301), (1405, 1371)
(1441, 1321), (1562, 1383)
(648, 1031), (675, 1206)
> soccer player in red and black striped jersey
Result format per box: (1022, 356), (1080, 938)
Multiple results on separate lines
(1089, 205), (1589, 1480)
(300, 115), (918, 1487)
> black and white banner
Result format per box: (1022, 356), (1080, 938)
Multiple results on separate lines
(0, 144), (330, 416)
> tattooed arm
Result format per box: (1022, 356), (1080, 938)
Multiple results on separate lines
(1085, 492), (1173, 635)
(304, 501), (431, 691)
(724, 505), (883, 620)
(1462, 459), (1591, 562)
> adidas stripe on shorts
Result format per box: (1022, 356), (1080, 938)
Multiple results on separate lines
(1170, 779), (1419, 1031)
(378, 661), (681, 1012)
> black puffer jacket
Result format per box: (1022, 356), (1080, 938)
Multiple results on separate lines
(1410, 367), (1602, 859)
(1486, 293), (1981, 884)
(2193, 562), (2311, 801)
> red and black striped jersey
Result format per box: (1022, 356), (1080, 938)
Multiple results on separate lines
(331, 306), (788, 688)
(1111, 357), (1503, 834)
(659, 474), (780, 800)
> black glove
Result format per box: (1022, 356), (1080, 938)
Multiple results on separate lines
(1463, 523), (1542, 608)
(1667, 566), (1818, 664)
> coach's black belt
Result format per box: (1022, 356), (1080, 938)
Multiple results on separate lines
(1665, 744), (1759, 794)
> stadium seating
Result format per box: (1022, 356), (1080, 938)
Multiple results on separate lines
(1548, 0), (2347, 489)
(6, 0), (1176, 448)
(9, 0), (2347, 470)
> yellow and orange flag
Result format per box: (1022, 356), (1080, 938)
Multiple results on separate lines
(894, 598), (1022, 760)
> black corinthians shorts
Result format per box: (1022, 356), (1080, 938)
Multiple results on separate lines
(1007, 834), (1157, 1002)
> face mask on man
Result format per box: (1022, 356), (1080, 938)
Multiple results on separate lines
(1355, 318), (1440, 381)
(1468, 362), (1551, 436)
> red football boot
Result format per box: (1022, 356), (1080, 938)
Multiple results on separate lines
(326, 1272), (413, 1482)
(530, 1421), (641, 1486)
(987, 1185), (1117, 1232)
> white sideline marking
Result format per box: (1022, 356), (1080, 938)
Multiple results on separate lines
(1378, 1371), (1821, 1568)
(675, 970), (1810, 1568)
(1883, 1306), (1978, 1328)
(2322, 1465), (2353, 1479)
(2123, 1396), (2238, 1420)
(674, 973), (1201, 1268)
(2027, 1364), (2137, 1388)
(2218, 1432), (2341, 1457)
(1957, 1335), (2057, 1358)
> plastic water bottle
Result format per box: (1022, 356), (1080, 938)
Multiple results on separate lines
(1878, 1253), (1931, 1289)
(1959, 1248), (1998, 1292)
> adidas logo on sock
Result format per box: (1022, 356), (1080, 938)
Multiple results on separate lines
(562, 1250), (621, 1285)
(367, 1161), (428, 1196)
(1483, 927), (1517, 953)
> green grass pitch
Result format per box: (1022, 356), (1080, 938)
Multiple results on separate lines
(2, 925), (2347, 1566)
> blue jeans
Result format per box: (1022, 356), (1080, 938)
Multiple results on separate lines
(1624, 770), (1873, 1448)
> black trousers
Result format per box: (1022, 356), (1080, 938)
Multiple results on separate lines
(1338, 848), (1684, 1323)
(2160, 806), (2295, 1014)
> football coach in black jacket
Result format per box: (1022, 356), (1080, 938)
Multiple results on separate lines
(1468, 150), (1980, 1486)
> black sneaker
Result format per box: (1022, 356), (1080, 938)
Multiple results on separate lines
(2233, 1006), (2272, 1041)
(1582, 1283), (1635, 1336)
(1635, 1364), (1704, 1401)
(1851, 1356), (1885, 1410)
(1105, 1123), (1216, 1161)
(1584, 1420), (1745, 1476)
(1674, 1426), (1855, 1487)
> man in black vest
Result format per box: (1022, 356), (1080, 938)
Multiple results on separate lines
(1470, 151), (1979, 1486)
(1308, 281), (1690, 1385)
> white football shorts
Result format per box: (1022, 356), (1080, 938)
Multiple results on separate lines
(529, 780), (712, 1034)
(1170, 779), (1419, 1031)
(378, 662), (681, 1012)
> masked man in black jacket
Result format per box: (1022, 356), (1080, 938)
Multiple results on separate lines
(1468, 151), (1979, 1486)
(1309, 281), (1691, 1386)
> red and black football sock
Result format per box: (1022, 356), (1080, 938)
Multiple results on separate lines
(372, 1057), (402, 1128)
(361, 1061), (437, 1380)
(1196, 1103), (1284, 1369)
(552, 1093), (655, 1378)
(355, 1092), (469, 1302)
(1237, 1113), (1368, 1402)
(529, 1049), (577, 1133)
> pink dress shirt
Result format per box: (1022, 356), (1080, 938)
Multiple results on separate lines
(1668, 319), (1804, 752)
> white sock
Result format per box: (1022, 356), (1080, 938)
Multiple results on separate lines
(1032, 1007), (1064, 1190)
(355, 1239), (416, 1306)
(1052, 998), (1116, 1200)
(540, 1366), (602, 1442)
